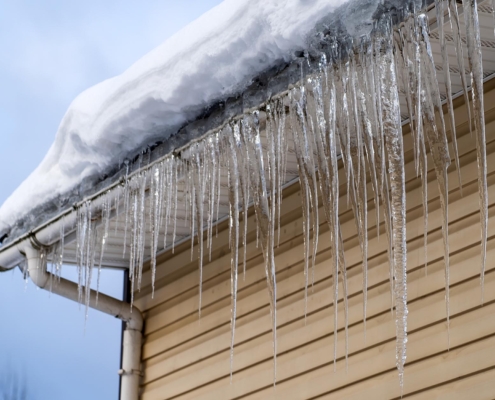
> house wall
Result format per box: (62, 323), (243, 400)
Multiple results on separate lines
(133, 83), (495, 400)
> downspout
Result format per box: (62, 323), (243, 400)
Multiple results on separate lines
(21, 238), (143, 400)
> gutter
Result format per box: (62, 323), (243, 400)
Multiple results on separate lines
(17, 237), (143, 400)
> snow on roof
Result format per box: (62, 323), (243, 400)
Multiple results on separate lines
(0, 0), (389, 240)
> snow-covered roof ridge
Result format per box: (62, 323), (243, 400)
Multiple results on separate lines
(0, 0), (411, 244)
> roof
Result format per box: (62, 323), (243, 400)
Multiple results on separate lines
(0, 0), (370, 244)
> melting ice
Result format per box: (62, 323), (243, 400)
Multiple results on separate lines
(44, 0), (490, 391)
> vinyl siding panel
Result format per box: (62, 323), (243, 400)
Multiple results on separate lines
(134, 85), (495, 399)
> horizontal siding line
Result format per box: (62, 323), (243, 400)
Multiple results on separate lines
(142, 290), (495, 394)
(147, 278), (495, 400)
(141, 202), (495, 376)
(235, 306), (495, 400)
(148, 236), (490, 374)
(389, 365), (495, 400)
(308, 335), (495, 400)
(140, 244), (495, 397)
(306, 334), (495, 400)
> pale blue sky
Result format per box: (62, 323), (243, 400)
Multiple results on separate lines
(0, 1), (222, 398)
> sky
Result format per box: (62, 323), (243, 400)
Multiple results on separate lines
(0, 1), (222, 399)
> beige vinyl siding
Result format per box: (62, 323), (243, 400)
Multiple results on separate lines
(133, 83), (495, 400)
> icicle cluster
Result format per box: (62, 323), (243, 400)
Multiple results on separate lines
(46, 0), (490, 390)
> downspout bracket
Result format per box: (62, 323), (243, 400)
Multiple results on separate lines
(118, 369), (143, 377)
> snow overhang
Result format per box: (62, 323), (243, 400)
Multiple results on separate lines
(0, 0), (441, 247)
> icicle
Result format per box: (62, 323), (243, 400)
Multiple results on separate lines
(462, 0), (488, 302)
(77, 201), (92, 305)
(338, 231), (349, 371)
(378, 24), (408, 389)
(75, 197), (97, 322)
(84, 222), (98, 321)
(368, 65), (395, 312)
(289, 85), (319, 320)
(84, 205), (96, 318)
(418, 12), (451, 340)
(165, 162), (172, 251)
(191, 149), (206, 317)
(435, 0), (462, 190)
(309, 50), (349, 359)
(399, 15), (430, 276)
(158, 160), (166, 251)
(129, 179), (139, 306)
(276, 99), (288, 248)
(339, 59), (354, 209)
(371, 35), (387, 198)
(48, 245), (55, 294)
(151, 164), (162, 298)
(206, 136), (218, 262)
(189, 162), (196, 262)
(38, 247), (49, 294)
(398, 17), (423, 175)
(164, 159), (173, 251)
(56, 216), (65, 281)
(334, 48), (370, 337)
(216, 145), (222, 239)
(122, 161), (130, 258)
(242, 111), (277, 383)
(359, 38), (380, 243)
(266, 103), (277, 269)
(172, 159), (179, 253)
(75, 206), (81, 300)
(420, 141), (429, 274)
(114, 185), (121, 235)
(136, 171), (148, 292)
(233, 121), (251, 280)
(305, 106), (320, 291)
(349, 50), (369, 334)
(289, 90), (311, 320)
(448, 0), (474, 136)
(226, 125), (240, 381)
(96, 192), (111, 304)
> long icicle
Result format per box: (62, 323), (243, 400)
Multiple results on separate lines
(435, 0), (462, 190)
(242, 112), (277, 383)
(448, 0), (474, 136)
(226, 126), (240, 381)
(462, 0), (488, 302)
(324, 55), (342, 368)
(290, 86), (319, 320)
(378, 23), (408, 390)
(419, 12), (452, 344)
(349, 51), (369, 336)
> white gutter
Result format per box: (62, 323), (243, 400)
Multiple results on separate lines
(20, 238), (143, 400)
